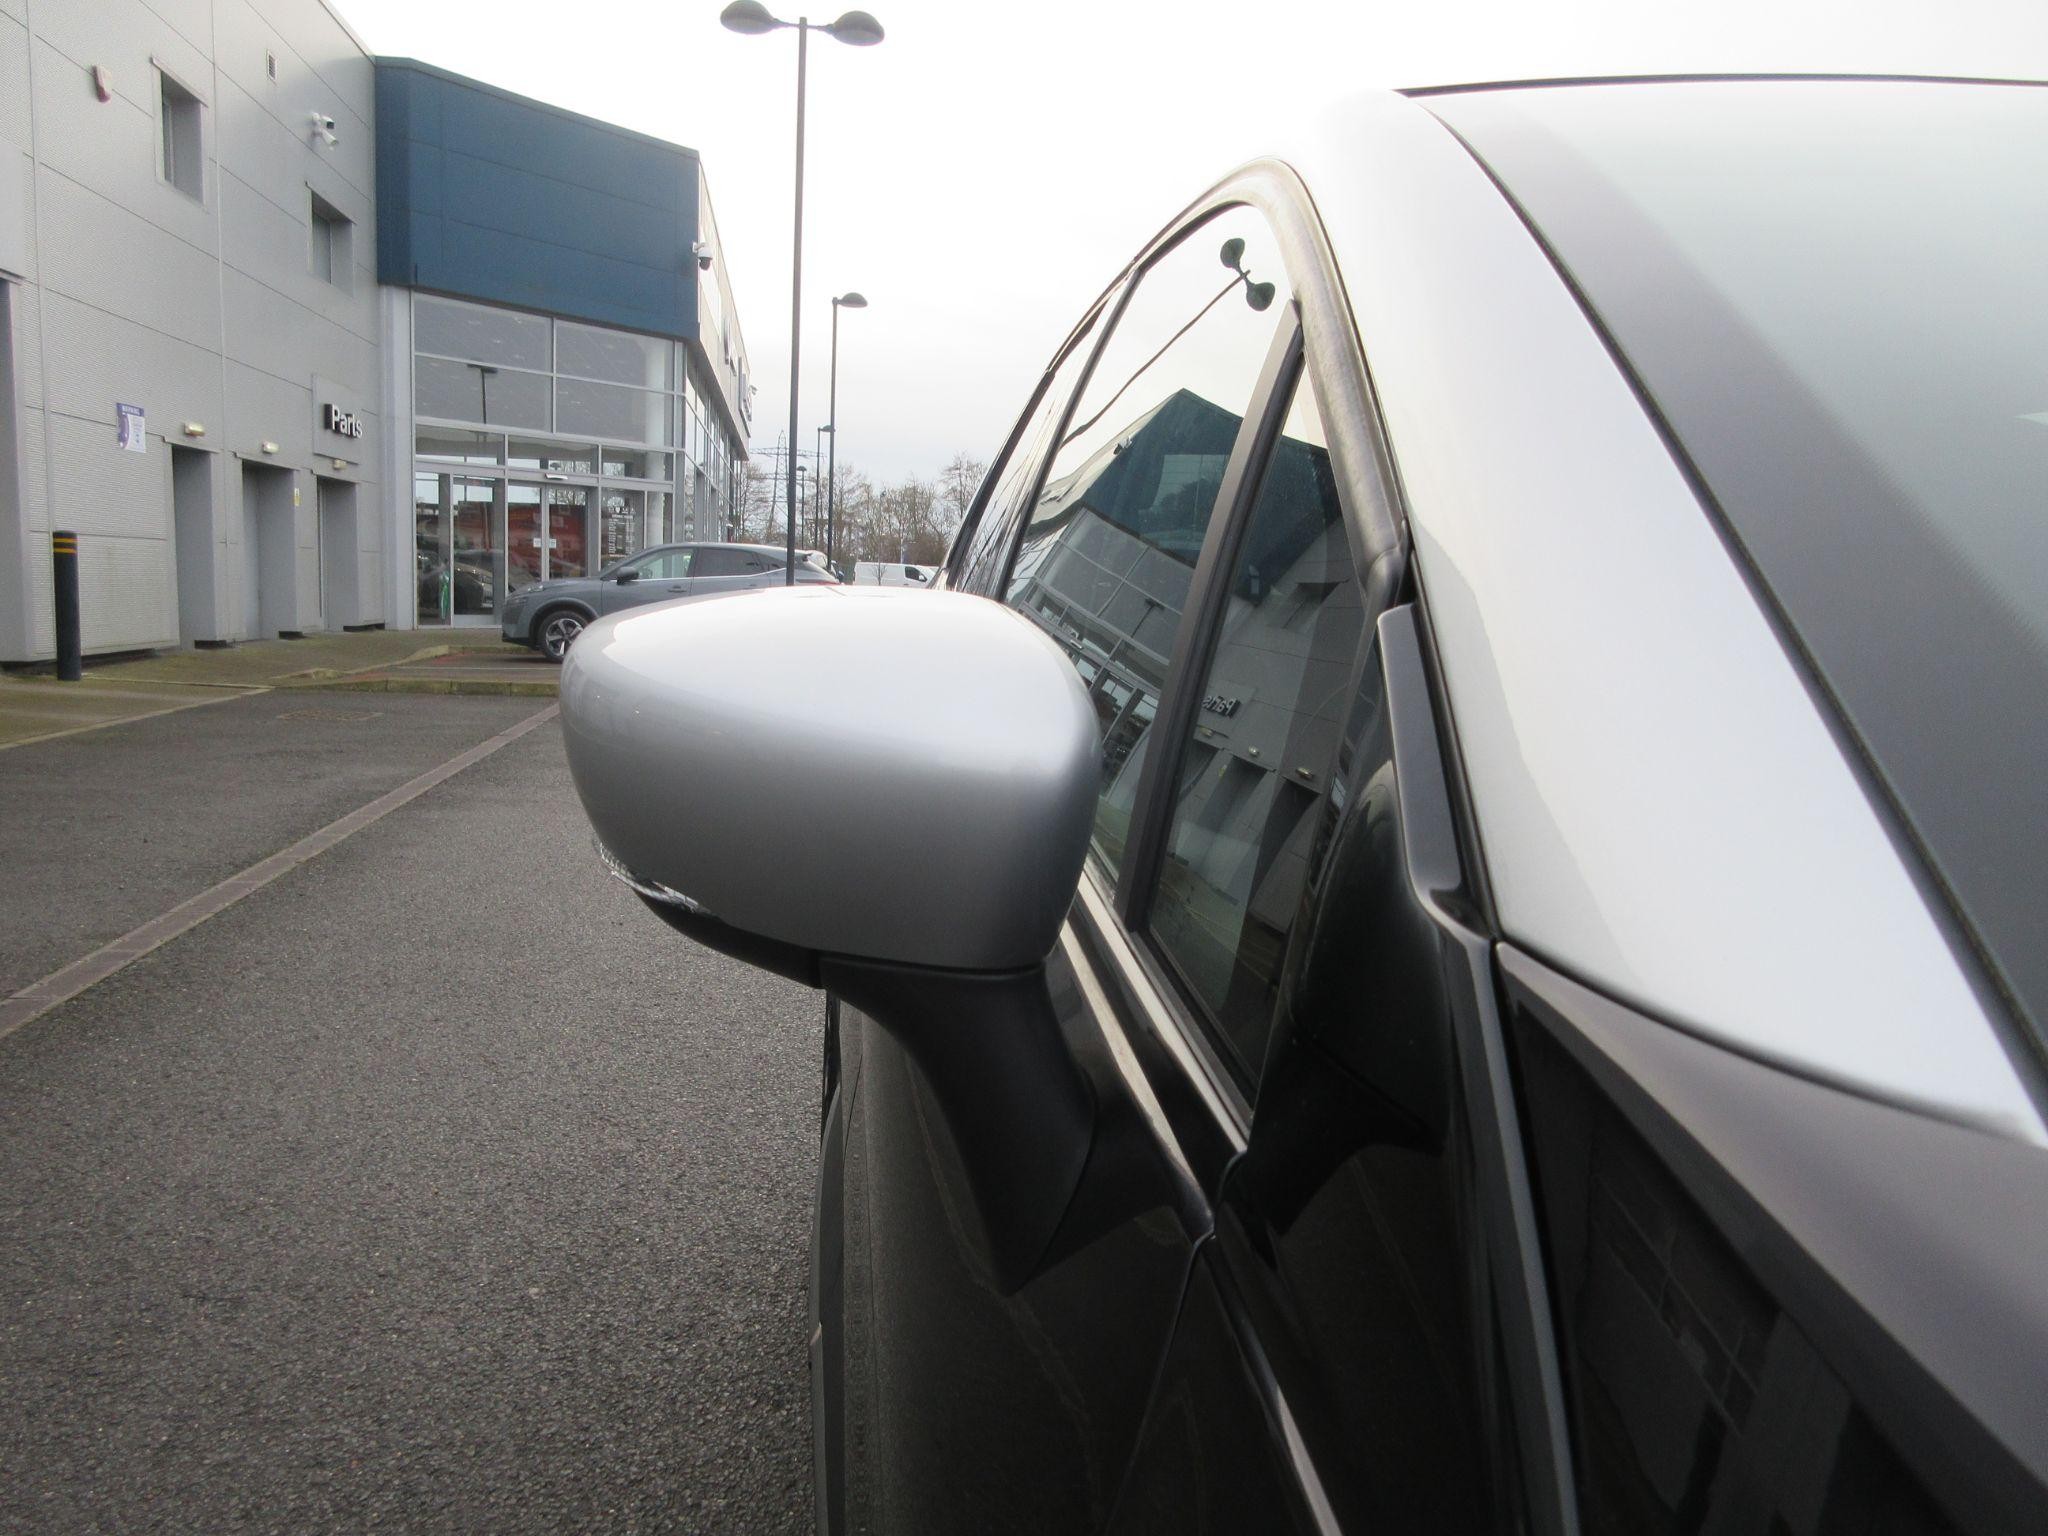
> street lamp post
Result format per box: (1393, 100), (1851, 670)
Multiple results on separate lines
(814, 425), (827, 547)
(719, 1), (884, 585)
(817, 425), (833, 551)
(827, 291), (865, 574)
(464, 362), (497, 422)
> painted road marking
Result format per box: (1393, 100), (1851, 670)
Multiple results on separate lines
(0, 685), (265, 752)
(0, 703), (559, 1042)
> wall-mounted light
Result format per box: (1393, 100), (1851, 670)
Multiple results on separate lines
(91, 66), (114, 103)
(181, 421), (206, 438)
(330, 458), (346, 471)
(260, 440), (280, 455)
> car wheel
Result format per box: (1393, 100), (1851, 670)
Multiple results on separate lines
(537, 609), (586, 662)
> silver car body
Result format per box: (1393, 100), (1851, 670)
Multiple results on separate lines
(1270, 91), (2042, 1147)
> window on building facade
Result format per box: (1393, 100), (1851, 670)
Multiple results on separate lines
(159, 69), (204, 200)
(309, 190), (352, 289)
(415, 427), (502, 465)
(415, 355), (550, 431)
(408, 290), (743, 624)
(414, 296), (551, 373)
(602, 448), (672, 480)
(505, 438), (595, 474)
(556, 377), (671, 447)
(557, 322), (671, 390)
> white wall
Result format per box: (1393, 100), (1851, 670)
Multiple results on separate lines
(0, 0), (382, 659)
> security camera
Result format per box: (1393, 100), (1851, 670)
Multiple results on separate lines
(691, 240), (714, 272)
(309, 111), (338, 146)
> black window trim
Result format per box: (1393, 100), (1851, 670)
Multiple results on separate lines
(941, 289), (1121, 588)
(1502, 942), (2048, 1534)
(983, 160), (1419, 1185)
(1004, 163), (1413, 1117)
(1109, 319), (1315, 1096)
(1069, 869), (1249, 1191)
(1113, 315), (1304, 944)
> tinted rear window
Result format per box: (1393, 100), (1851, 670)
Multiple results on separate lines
(1431, 78), (2048, 1054)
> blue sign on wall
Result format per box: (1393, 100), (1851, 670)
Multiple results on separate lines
(375, 60), (700, 343)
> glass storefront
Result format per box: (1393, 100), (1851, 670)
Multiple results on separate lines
(410, 294), (729, 626)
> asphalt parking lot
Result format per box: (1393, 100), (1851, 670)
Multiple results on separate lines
(0, 692), (820, 1531)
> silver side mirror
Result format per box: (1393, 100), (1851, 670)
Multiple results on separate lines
(560, 585), (1106, 1290)
(560, 586), (1100, 974)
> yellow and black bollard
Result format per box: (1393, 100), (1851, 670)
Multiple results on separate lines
(52, 529), (81, 682)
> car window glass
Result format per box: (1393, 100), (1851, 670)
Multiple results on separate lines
(1513, 1018), (1968, 1535)
(632, 550), (689, 580)
(695, 547), (748, 577)
(1147, 372), (1360, 1082)
(951, 306), (1108, 595)
(1005, 205), (1292, 886)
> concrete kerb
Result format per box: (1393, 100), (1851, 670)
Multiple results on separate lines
(271, 642), (469, 683)
(1, 637), (553, 735)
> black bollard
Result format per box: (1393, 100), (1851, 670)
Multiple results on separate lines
(52, 529), (81, 682)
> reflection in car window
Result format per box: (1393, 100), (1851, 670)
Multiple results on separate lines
(631, 549), (690, 581)
(1514, 1020), (1966, 1536)
(1148, 374), (1360, 1081)
(1004, 206), (1291, 884)
(952, 308), (1107, 596)
(695, 547), (758, 578)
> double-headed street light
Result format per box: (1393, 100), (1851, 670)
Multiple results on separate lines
(827, 291), (866, 573)
(719, 0), (884, 584)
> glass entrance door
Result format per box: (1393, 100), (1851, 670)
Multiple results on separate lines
(507, 482), (545, 593)
(506, 481), (593, 582)
(449, 477), (501, 619)
(546, 485), (590, 579)
(415, 472), (500, 626)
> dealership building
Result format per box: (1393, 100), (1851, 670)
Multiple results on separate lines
(0, 0), (752, 662)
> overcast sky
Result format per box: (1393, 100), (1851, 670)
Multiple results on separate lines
(339, 0), (2048, 483)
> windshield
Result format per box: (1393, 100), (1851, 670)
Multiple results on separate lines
(1431, 79), (2048, 1052)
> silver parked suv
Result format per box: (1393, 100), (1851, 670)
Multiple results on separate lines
(500, 542), (837, 660)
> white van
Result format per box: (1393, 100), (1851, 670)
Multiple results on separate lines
(852, 561), (934, 588)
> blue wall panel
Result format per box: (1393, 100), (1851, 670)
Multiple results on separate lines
(375, 59), (699, 342)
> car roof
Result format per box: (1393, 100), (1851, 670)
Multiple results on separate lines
(1268, 82), (2043, 1143)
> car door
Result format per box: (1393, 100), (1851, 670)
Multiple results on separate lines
(822, 179), (1486, 1535)
(1072, 196), (1573, 1534)
(600, 548), (693, 614)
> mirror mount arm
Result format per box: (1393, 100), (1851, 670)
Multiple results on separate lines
(820, 955), (1097, 1293)
(633, 891), (1094, 1291)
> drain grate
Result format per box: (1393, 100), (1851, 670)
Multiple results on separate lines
(275, 707), (383, 723)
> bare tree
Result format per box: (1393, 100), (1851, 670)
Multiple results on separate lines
(724, 451), (985, 569)
(938, 452), (988, 531)
(735, 458), (780, 543)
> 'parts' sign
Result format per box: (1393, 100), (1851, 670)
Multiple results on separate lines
(322, 403), (363, 439)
